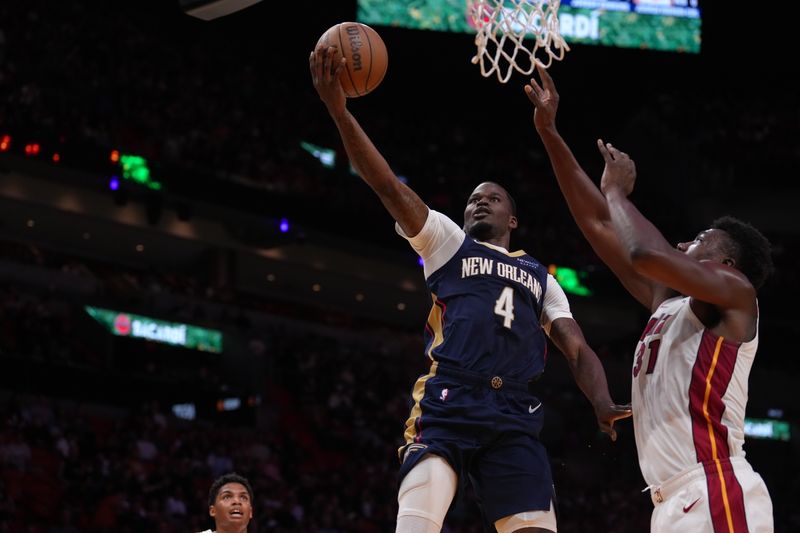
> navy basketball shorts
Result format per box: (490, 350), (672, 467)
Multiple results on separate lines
(398, 363), (555, 525)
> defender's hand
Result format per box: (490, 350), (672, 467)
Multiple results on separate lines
(524, 62), (560, 132)
(598, 139), (637, 197)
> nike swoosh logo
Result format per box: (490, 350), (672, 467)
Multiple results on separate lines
(529, 403), (541, 414)
(683, 498), (701, 513)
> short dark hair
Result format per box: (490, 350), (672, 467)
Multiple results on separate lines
(710, 216), (773, 289)
(483, 181), (517, 216)
(504, 187), (517, 217)
(208, 472), (254, 508)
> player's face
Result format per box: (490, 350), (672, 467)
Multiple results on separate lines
(463, 182), (517, 241)
(209, 482), (253, 532)
(676, 229), (728, 262)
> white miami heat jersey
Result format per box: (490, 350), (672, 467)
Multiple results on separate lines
(631, 295), (757, 486)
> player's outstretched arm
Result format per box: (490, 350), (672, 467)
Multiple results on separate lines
(309, 45), (427, 237)
(525, 63), (656, 309)
(548, 317), (632, 441)
(599, 142), (755, 313)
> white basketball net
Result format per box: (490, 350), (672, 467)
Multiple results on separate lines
(468, 0), (570, 83)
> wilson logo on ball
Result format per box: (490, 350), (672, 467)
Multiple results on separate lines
(345, 26), (363, 71)
(315, 22), (388, 98)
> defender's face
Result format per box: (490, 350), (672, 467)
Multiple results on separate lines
(209, 482), (253, 531)
(676, 228), (728, 262)
(463, 182), (517, 240)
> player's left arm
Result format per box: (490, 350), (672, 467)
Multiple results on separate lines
(599, 144), (755, 310)
(543, 279), (631, 441)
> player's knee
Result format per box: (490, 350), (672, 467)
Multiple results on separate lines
(494, 501), (557, 533)
(395, 515), (443, 533)
(397, 454), (457, 528)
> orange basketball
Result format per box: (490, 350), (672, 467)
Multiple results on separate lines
(316, 22), (388, 98)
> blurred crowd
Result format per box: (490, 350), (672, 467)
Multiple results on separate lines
(1, 1), (799, 531)
(0, 298), (651, 532)
(1, 1), (798, 256)
(1, 239), (799, 532)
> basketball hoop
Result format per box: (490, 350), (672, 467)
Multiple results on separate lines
(467, 0), (569, 83)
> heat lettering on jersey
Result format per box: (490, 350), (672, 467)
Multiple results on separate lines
(460, 257), (542, 300)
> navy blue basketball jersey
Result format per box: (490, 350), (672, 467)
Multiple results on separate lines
(423, 237), (549, 380)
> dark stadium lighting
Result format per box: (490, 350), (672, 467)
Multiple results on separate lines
(119, 153), (162, 190)
(279, 218), (289, 233)
(767, 408), (784, 418)
(0, 135), (11, 151)
(216, 397), (241, 412)
(300, 141), (336, 168)
(109, 176), (120, 191)
(172, 403), (196, 421)
(180, 0), (263, 21)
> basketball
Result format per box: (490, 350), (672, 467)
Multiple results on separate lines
(315, 22), (388, 98)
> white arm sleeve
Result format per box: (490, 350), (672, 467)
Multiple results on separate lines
(541, 273), (574, 336)
(396, 210), (465, 279)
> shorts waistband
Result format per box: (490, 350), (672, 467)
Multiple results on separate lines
(648, 456), (751, 505)
(434, 363), (540, 393)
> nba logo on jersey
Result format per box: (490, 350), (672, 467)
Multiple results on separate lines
(440, 388), (449, 402)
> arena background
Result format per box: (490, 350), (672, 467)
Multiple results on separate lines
(0, 1), (798, 531)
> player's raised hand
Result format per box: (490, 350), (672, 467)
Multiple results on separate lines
(310, 46), (347, 116)
(598, 139), (637, 197)
(524, 62), (560, 132)
(595, 402), (633, 442)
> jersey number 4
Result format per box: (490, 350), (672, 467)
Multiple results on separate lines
(494, 286), (515, 329)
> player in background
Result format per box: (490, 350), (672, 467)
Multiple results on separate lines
(525, 63), (774, 532)
(310, 45), (630, 533)
(198, 473), (254, 533)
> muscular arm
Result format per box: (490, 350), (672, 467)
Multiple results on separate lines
(525, 64), (657, 308)
(603, 187), (756, 314)
(310, 46), (428, 236)
(548, 317), (631, 441)
(328, 108), (428, 236)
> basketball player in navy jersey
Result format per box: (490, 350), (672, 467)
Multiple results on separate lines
(311, 46), (631, 533)
(525, 64), (774, 532)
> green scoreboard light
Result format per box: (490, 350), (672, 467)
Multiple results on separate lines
(549, 265), (592, 296)
(743, 418), (791, 442)
(357, 0), (701, 53)
(85, 306), (223, 353)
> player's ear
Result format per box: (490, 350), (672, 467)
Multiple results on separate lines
(723, 257), (735, 268)
(209, 505), (216, 518)
(509, 215), (518, 230)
